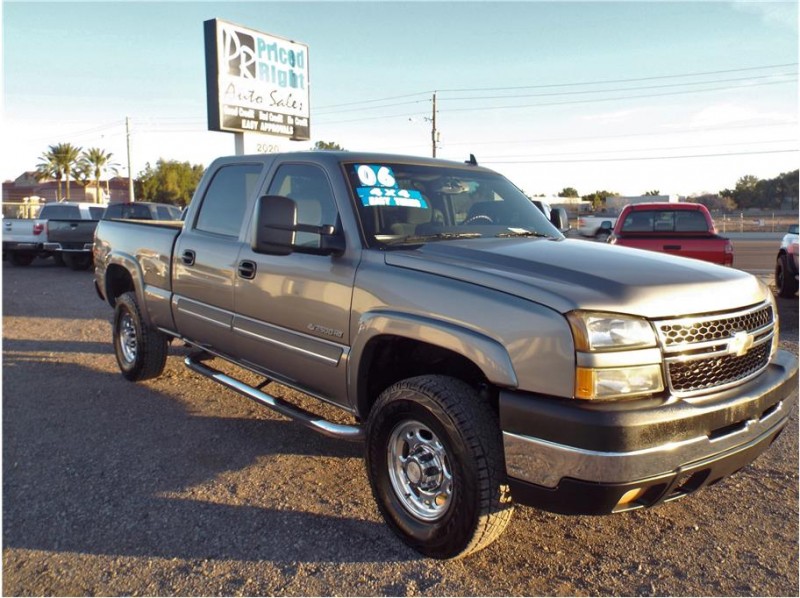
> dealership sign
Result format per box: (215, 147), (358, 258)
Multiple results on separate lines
(204, 19), (310, 140)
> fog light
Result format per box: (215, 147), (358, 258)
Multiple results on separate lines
(617, 487), (646, 507)
(575, 364), (664, 400)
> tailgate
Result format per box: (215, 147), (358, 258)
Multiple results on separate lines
(616, 235), (731, 265)
(47, 219), (99, 249)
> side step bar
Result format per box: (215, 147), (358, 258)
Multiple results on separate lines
(184, 356), (364, 442)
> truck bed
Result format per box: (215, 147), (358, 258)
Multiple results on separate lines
(94, 219), (183, 298)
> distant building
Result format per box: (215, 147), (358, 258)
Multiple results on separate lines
(2, 173), (132, 204)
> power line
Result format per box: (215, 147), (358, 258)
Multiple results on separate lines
(438, 62), (798, 94)
(440, 72), (796, 102)
(441, 78), (796, 113)
(482, 139), (797, 160)
(483, 149), (798, 164)
(446, 121), (798, 148)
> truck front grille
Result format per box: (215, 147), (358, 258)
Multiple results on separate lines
(654, 302), (774, 397)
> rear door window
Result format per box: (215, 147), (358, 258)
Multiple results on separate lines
(194, 164), (263, 237)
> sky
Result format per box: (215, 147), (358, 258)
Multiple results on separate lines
(2, 0), (798, 198)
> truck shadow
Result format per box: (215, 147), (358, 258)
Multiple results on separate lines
(2, 357), (418, 563)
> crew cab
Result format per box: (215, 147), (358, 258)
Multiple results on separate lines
(93, 152), (797, 559)
(609, 202), (734, 265)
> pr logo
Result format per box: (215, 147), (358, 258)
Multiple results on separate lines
(221, 26), (255, 78)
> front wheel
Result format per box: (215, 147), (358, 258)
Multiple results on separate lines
(775, 254), (798, 298)
(112, 291), (168, 381)
(365, 375), (513, 559)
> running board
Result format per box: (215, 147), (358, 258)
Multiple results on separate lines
(184, 356), (364, 441)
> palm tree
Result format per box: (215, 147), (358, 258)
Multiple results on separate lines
(53, 142), (82, 200)
(35, 150), (64, 201)
(80, 147), (118, 203)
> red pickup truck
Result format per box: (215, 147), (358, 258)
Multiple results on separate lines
(609, 202), (733, 266)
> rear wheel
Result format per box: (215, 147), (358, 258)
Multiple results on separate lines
(775, 254), (798, 298)
(10, 252), (35, 266)
(113, 291), (168, 381)
(365, 375), (513, 559)
(63, 253), (92, 271)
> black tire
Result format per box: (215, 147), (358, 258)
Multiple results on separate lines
(595, 231), (610, 243)
(112, 291), (168, 381)
(63, 253), (93, 271)
(52, 253), (66, 267)
(10, 252), (35, 266)
(365, 375), (513, 559)
(775, 254), (798, 298)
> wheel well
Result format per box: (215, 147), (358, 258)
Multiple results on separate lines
(105, 264), (135, 306)
(356, 335), (494, 420)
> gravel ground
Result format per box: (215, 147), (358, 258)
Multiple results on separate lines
(2, 259), (798, 596)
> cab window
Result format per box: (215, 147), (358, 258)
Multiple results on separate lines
(195, 164), (263, 237)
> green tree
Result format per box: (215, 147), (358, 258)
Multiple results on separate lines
(313, 141), (345, 150)
(135, 159), (205, 206)
(582, 190), (619, 211)
(721, 175), (760, 209)
(558, 187), (579, 198)
(643, 190), (661, 196)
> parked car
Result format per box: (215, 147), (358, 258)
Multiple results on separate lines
(93, 151), (796, 559)
(103, 202), (182, 221)
(775, 224), (799, 298)
(609, 202), (733, 265)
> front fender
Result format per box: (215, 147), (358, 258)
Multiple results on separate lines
(349, 309), (519, 410)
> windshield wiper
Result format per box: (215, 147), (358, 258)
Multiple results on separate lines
(383, 232), (483, 246)
(495, 229), (552, 238)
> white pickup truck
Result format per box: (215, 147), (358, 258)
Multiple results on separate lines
(3, 202), (106, 267)
(576, 213), (618, 240)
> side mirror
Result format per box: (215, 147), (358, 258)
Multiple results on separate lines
(252, 195), (298, 256)
(251, 195), (345, 256)
(550, 207), (570, 232)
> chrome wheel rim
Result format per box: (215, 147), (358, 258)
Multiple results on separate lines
(118, 312), (137, 364)
(387, 420), (453, 521)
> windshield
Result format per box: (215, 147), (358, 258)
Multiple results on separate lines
(343, 161), (561, 247)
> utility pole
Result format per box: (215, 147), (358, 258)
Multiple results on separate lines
(126, 116), (135, 201)
(431, 92), (438, 158)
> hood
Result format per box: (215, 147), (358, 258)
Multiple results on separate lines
(384, 238), (766, 318)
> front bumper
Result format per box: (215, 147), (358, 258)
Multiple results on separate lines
(500, 349), (798, 514)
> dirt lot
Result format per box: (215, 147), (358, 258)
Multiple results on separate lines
(2, 259), (798, 596)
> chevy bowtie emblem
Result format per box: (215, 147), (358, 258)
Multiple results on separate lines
(728, 331), (755, 357)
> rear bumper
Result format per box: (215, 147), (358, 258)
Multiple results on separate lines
(500, 349), (798, 514)
(43, 242), (93, 252)
(3, 241), (41, 252)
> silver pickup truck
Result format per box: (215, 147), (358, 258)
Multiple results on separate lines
(93, 152), (798, 559)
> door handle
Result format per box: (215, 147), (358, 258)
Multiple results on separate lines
(181, 249), (196, 266)
(238, 260), (257, 279)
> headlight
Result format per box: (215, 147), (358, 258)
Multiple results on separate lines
(567, 311), (657, 351)
(767, 289), (780, 361)
(567, 311), (663, 401)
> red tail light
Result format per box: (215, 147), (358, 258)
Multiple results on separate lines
(33, 222), (44, 235)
